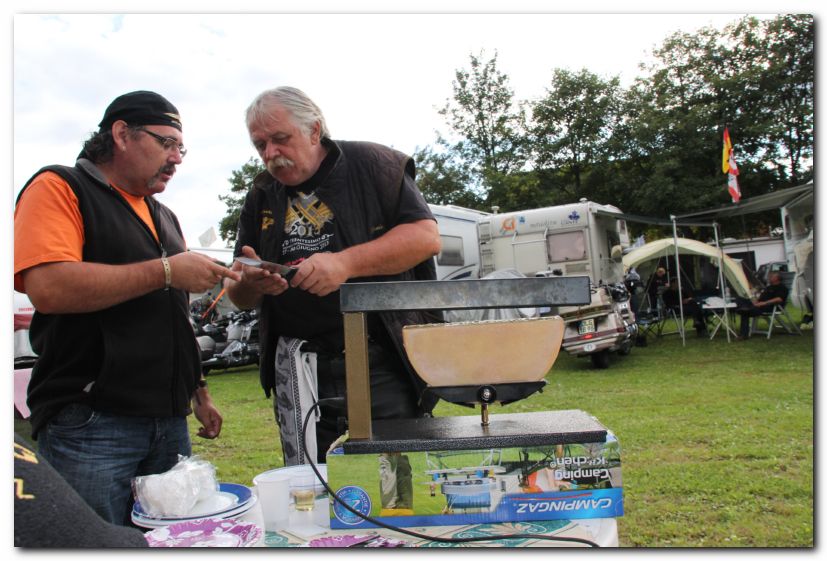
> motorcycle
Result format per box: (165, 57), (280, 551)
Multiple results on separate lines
(197, 309), (260, 374)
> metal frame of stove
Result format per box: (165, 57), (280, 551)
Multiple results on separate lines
(339, 276), (593, 444)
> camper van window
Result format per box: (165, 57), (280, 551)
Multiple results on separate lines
(546, 231), (587, 262)
(437, 235), (465, 267)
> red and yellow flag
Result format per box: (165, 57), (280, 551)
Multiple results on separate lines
(722, 128), (733, 173)
(722, 127), (741, 203)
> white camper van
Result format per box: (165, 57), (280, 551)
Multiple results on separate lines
(477, 200), (630, 282)
(429, 204), (490, 280)
(476, 200), (636, 368)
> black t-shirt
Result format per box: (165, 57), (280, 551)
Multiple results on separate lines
(661, 287), (685, 309)
(759, 283), (788, 305)
(266, 145), (431, 353)
(268, 149), (343, 350)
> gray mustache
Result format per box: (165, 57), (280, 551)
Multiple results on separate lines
(269, 156), (294, 168)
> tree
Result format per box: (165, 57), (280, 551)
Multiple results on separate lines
(412, 144), (483, 209)
(608, 13), (813, 224)
(438, 50), (529, 207)
(531, 68), (622, 199)
(730, 14), (814, 185)
(216, 15), (813, 241)
(218, 157), (264, 245)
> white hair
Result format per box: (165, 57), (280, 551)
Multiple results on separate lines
(245, 86), (330, 139)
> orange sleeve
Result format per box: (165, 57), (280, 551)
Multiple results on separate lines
(14, 172), (84, 293)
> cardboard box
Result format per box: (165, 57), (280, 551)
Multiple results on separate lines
(327, 432), (623, 529)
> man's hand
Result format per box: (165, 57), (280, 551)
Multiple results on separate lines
(192, 388), (222, 439)
(168, 252), (240, 293)
(225, 246), (291, 310)
(290, 252), (350, 297)
(287, 219), (441, 297)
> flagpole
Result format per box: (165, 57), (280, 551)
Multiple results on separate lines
(713, 222), (731, 343)
(670, 215), (686, 346)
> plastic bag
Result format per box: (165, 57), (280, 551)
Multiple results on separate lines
(132, 455), (219, 518)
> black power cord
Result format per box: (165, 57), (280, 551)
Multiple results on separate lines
(300, 402), (601, 547)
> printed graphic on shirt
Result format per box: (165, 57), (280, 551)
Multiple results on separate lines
(282, 191), (335, 263)
(260, 208), (274, 232)
(15, 441), (38, 500)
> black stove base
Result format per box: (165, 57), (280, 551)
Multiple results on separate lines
(340, 409), (607, 455)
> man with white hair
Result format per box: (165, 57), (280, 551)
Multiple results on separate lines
(226, 87), (441, 465)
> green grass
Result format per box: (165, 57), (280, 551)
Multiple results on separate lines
(15, 315), (812, 547)
(186, 317), (813, 548)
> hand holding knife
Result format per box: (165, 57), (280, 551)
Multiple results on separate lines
(234, 256), (298, 282)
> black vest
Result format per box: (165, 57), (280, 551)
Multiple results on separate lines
(236, 140), (439, 411)
(18, 160), (201, 437)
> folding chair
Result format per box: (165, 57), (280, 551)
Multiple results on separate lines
(750, 304), (802, 339)
(633, 294), (662, 342)
(656, 297), (690, 338)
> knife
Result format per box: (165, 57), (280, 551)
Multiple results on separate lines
(235, 256), (298, 281)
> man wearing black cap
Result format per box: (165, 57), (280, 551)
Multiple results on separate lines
(13, 91), (241, 526)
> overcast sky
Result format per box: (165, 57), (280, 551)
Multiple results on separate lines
(10, 8), (788, 249)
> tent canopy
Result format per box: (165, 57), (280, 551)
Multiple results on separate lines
(622, 237), (752, 297)
(675, 183), (813, 221)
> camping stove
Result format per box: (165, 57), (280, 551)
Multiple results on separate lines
(325, 277), (623, 529)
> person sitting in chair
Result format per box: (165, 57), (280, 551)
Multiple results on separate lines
(647, 267), (669, 309)
(735, 272), (789, 339)
(661, 279), (708, 337)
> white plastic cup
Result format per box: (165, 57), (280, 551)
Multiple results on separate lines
(253, 472), (291, 532)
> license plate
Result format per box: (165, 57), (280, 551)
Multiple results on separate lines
(578, 318), (596, 335)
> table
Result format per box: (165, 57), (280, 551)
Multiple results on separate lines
(247, 495), (618, 548)
(152, 486), (618, 548)
(263, 517), (619, 548)
(702, 297), (739, 340)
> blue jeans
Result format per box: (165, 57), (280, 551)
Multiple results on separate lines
(38, 403), (191, 526)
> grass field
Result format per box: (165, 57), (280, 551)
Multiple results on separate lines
(15, 314), (813, 547)
(184, 315), (814, 548)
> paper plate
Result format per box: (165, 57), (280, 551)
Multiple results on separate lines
(132, 495), (257, 529)
(134, 482), (253, 521)
(144, 517), (262, 547)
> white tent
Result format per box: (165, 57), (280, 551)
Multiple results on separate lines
(623, 237), (752, 298)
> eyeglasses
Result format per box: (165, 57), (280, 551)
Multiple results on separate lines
(136, 128), (188, 157)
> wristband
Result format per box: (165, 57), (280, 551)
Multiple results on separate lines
(161, 257), (172, 289)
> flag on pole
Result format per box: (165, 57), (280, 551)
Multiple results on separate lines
(722, 127), (741, 203)
(722, 128), (732, 173)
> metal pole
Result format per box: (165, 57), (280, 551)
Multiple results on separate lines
(671, 216), (686, 346)
(343, 312), (372, 440)
(713, 223), (731, 342)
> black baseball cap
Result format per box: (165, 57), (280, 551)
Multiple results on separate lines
(98, 90), (182, 131)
